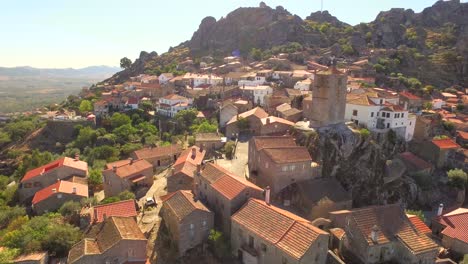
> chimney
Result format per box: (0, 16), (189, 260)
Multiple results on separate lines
(370, 225), (379, 243)
(74, 154), (80, 161)
(191, 147), (196, 159)
(437, 203), (444, 216)
(266, 117), (270, 124)
(112, 165), (117, 172)
(129, 157), (134, 165)
(196, 164), (201, 175)
(72, 187), (77, 194)
(264, 186), (271, 205)
(171, 167), (175, 177)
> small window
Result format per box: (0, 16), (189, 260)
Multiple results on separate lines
(377, 112), (379, 117)
(401, 113), (404, 118)
(410, 122), (412, 125)
(352, 110), (358, 116)
(380, 99), (383, 104)
(261, 243), (267, 252)
(386, 113), (390, 118)
(248, 236), (254, 247)
(387, 123), (390, 128)
(24, 182), (32, 188)
(394, 113), (398, 118)
(202, 220), (207, 227)
(282, 257), (288, 264)
(33, 182), (41, 187)
(371, 112), (374, 117)
(190, 223), (195, 229)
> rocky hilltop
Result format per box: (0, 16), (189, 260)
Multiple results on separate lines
(105, 0), (468, 87)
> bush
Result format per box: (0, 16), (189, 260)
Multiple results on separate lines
(411, 171), (432, 190)
(208, 229), (230, 259)
(359, 128), (370, 138)
(223, 141), (236, 160)
(58, 201), (81, 217)
(118, 190), (136, 201)
(447, 169), (467, 189)
(110, 113), (131, 128)
(88, 169), (103, 188)
(406, 209), (425, 222)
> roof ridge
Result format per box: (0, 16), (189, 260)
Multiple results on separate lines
(94, 199), (134, 208)
(275, 220), (297, 245)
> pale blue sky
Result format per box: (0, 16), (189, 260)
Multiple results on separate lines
(0, 0), (449, 68)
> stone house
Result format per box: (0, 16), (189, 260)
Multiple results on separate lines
(167, 146), (206, 192)
(195, 133), (224, 156)
(248, 136), (318, 196)
(194, 163), (263, 235)
(431, 207), (468, 255)
(159, 73), (174, 84)
(399, 91), (423, 112)
(220, 103), (238, 128)
(130, 144), (182, 169)
(292, 178), (352, 221)
(231, 198), (330, 264)
(19, 156), (88, 203)
(397, 152), (433, 175)
(278, 108), (303, 123)
(79, 199), (137, 228)
(157, 94), (193, 117)
(102, 159), (153, 198)
(419, 139), (460, 168)
(67, 217), (147, 264)
(32, 180), (88, 215)
(329, 204), (439, 264)
(160, 190), (214, 257)
(456, 130), (468, 147)
(225, 107), (268, 138)
(258, 116), (294, 136)
(13, 251), (48, 264)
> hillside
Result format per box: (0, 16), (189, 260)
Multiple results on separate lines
(0, 66), (120, 113)
(105, 0), (468, 88)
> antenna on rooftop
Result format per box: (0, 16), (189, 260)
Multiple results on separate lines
(321, 0), (324, 12)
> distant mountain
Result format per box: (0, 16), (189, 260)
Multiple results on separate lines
(0, 65), (121, 79)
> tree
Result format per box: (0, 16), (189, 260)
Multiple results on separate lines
(78, 100), (93, 113)
(0, 131), (11, 146)
(113, 124), (138, 141)
(121, 143), (142, 156)
(423, 102), (433, 110)
(359, 128), (370, 138)
(0, 247), (19, 263)
(191, 120), (217, 133)
(136, 122), (158, 135)
(88, 169), (103, 188)
(208, 229), (230, 259)
(58, 201), (81, 217)
(4, 120), (36, 141)
(120, 57), (132, 69)
(174, 109), (198, 133)
(406, 209), (425, 221)
(223, 141), (236, 160)
(447, 169), (467, 189)
(461, 255), (468, 264)
(110, 113), (131, 128)
(118, 190), (135, 201)
(74, 126), (98, 149)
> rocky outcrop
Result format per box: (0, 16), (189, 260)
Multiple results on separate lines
(188, 6), (307, 53)
(306, 10), (348, 27)
(104, 51), (158, 84)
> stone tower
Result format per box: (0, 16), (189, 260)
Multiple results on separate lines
(308, 67), (347, 127)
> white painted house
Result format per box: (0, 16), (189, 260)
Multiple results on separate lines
(182, 73), (223, 88)
(157, 94), (193, 117)
(158, 73), (174, 84)
(345, 88), (416, 141)
(294, 78), (312, 91)
(241, 85), (273, 106)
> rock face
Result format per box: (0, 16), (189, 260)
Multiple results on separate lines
(306, 10), (348, 27)
(188, 6), (307, 54)
(105, 51), (158, 84)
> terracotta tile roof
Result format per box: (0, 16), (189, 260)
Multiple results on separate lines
(381, 104), (406, 112)
(69, 217), (146, 263)
(160, 73), (174, 79)
(132, 144), (182, 160)
(276, 103), (291, 112)
(400, 91), (421, 100)
(431, 139), (460, 149)
(263, 147), (312, 164)
(32, 180), (88, 205)
(205, 163), (263, 200)
(457, 130), (468, 140)
(399, 152), (433, 171)
(297, 178), (351, 204)
(104, 159), (153, 179)
(232, 199), (328, 260)
(281, 108), (302, 117)
(162, 190), (211, 221)
(347, 204), (438, 254)
(407, 215), (431, 234)
(126, 97), (139, 105)
(329, 228), (346, 240)
(260, 116), (295, 126)
(14, 251), (48, 262)
(22, 157), (88, 183)
(163, 93), (187, 100)
(434, 207), (468, 244)
(171, 146), (206, 178)
(252, 136), (296, 151)
(226, 107), (268, 125)
(195, 133), (221, 142)
(346, 94), (376, 106)
(91, 200), (137, 223)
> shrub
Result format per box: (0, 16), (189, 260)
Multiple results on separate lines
(58, 201), (81, 217)
(447, 169), (467, 189)
(406, 209), (425, 222)
(208, 229), (230, 259)
(223, 141), (236, 160)
(359, 128), (370, 138)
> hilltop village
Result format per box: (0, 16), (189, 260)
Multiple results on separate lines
(0, 48), (466, 264)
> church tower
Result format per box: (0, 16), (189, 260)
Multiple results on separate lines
(308, 66), (347, 127)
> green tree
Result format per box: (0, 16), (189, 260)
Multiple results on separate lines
(118, 190), (136, 201)
(447, 169), (467, 189)
(223, 141), (236, 160)
(113, 124), (138, 141)
(110, 113), (131, 128)
(191, 120), (217, 133)
(359, 128), (370, 138)
(58, 201), (81, 217)
(174, 109), (198, 133)
(74, 126), (98, 149)
(88, 169), (103, 188)
(121, 143), (143, 156)
(78, 100), (93, 113)
(406, 209), (425, 221)
(0, 131), (11, 146)
(120, 57), (132, 69)
(88, 145), (119, 162)
(4, 120), (36, 141)
(208, 229), (230, 259)
(0, 206), (26, 229)
(136, 122), (158, 135)
(250, 48), (263, 61)
(236, 117), (249, 131)
(0, 247), (20, 263)
(423, 102), (433, 110)
(42, 224), (81, 256)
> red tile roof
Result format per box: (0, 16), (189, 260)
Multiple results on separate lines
(457, 130), (468, 140)
(171, 146), (206, 178)
(22, 157), (88, 183)
(132, 144), (182, 160)
(260, 116), (295, 126)
(226, 107), (268, 125)
(263, 147), (312, 164)
(434, 208), (468, 244)
(253, 136), (297, 150)
(400, 91), (421, 100)
(232, 198), (328, 260)
(407, 214), (431, 234)
(204, 163), (262, 201)
(32, 180), (88, 205)
(126, 97), (139, 105)
(91, 199), (137, 223)
(162, 190), (211, 221)
(399, 152), (432, 171)
(431, 139), (460, 149)
(104, 159), (153, 179)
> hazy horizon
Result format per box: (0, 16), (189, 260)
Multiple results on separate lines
(1, 0), (459, 68)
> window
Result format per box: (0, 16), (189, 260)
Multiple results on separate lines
(33, 182), (41, 187)
(190, 223), (195, 229)
(401, 113), (404, 118)
(352, 110), (358, 116)
(282, 166), (288, 172)
(128, 248), (134, 257)
(386, 113), (390, 118)
(289, 165), (296, 171)
(202, 220), (207, 227)
(371, 112), (374, 117)
(282, 257), (288, 264)
(410, 122), (412, 125)
(387, 123), (390, 128)
(57, 194), (62, 199)
(239, 228), (243, 239)
(380, 99), (383, 104)
(24, 182), (32, 188)
(377, 112), (379, 117)
(394, 113), (397, 118)
(261, 243), (267, 252)
(248, 236), (254, 248)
